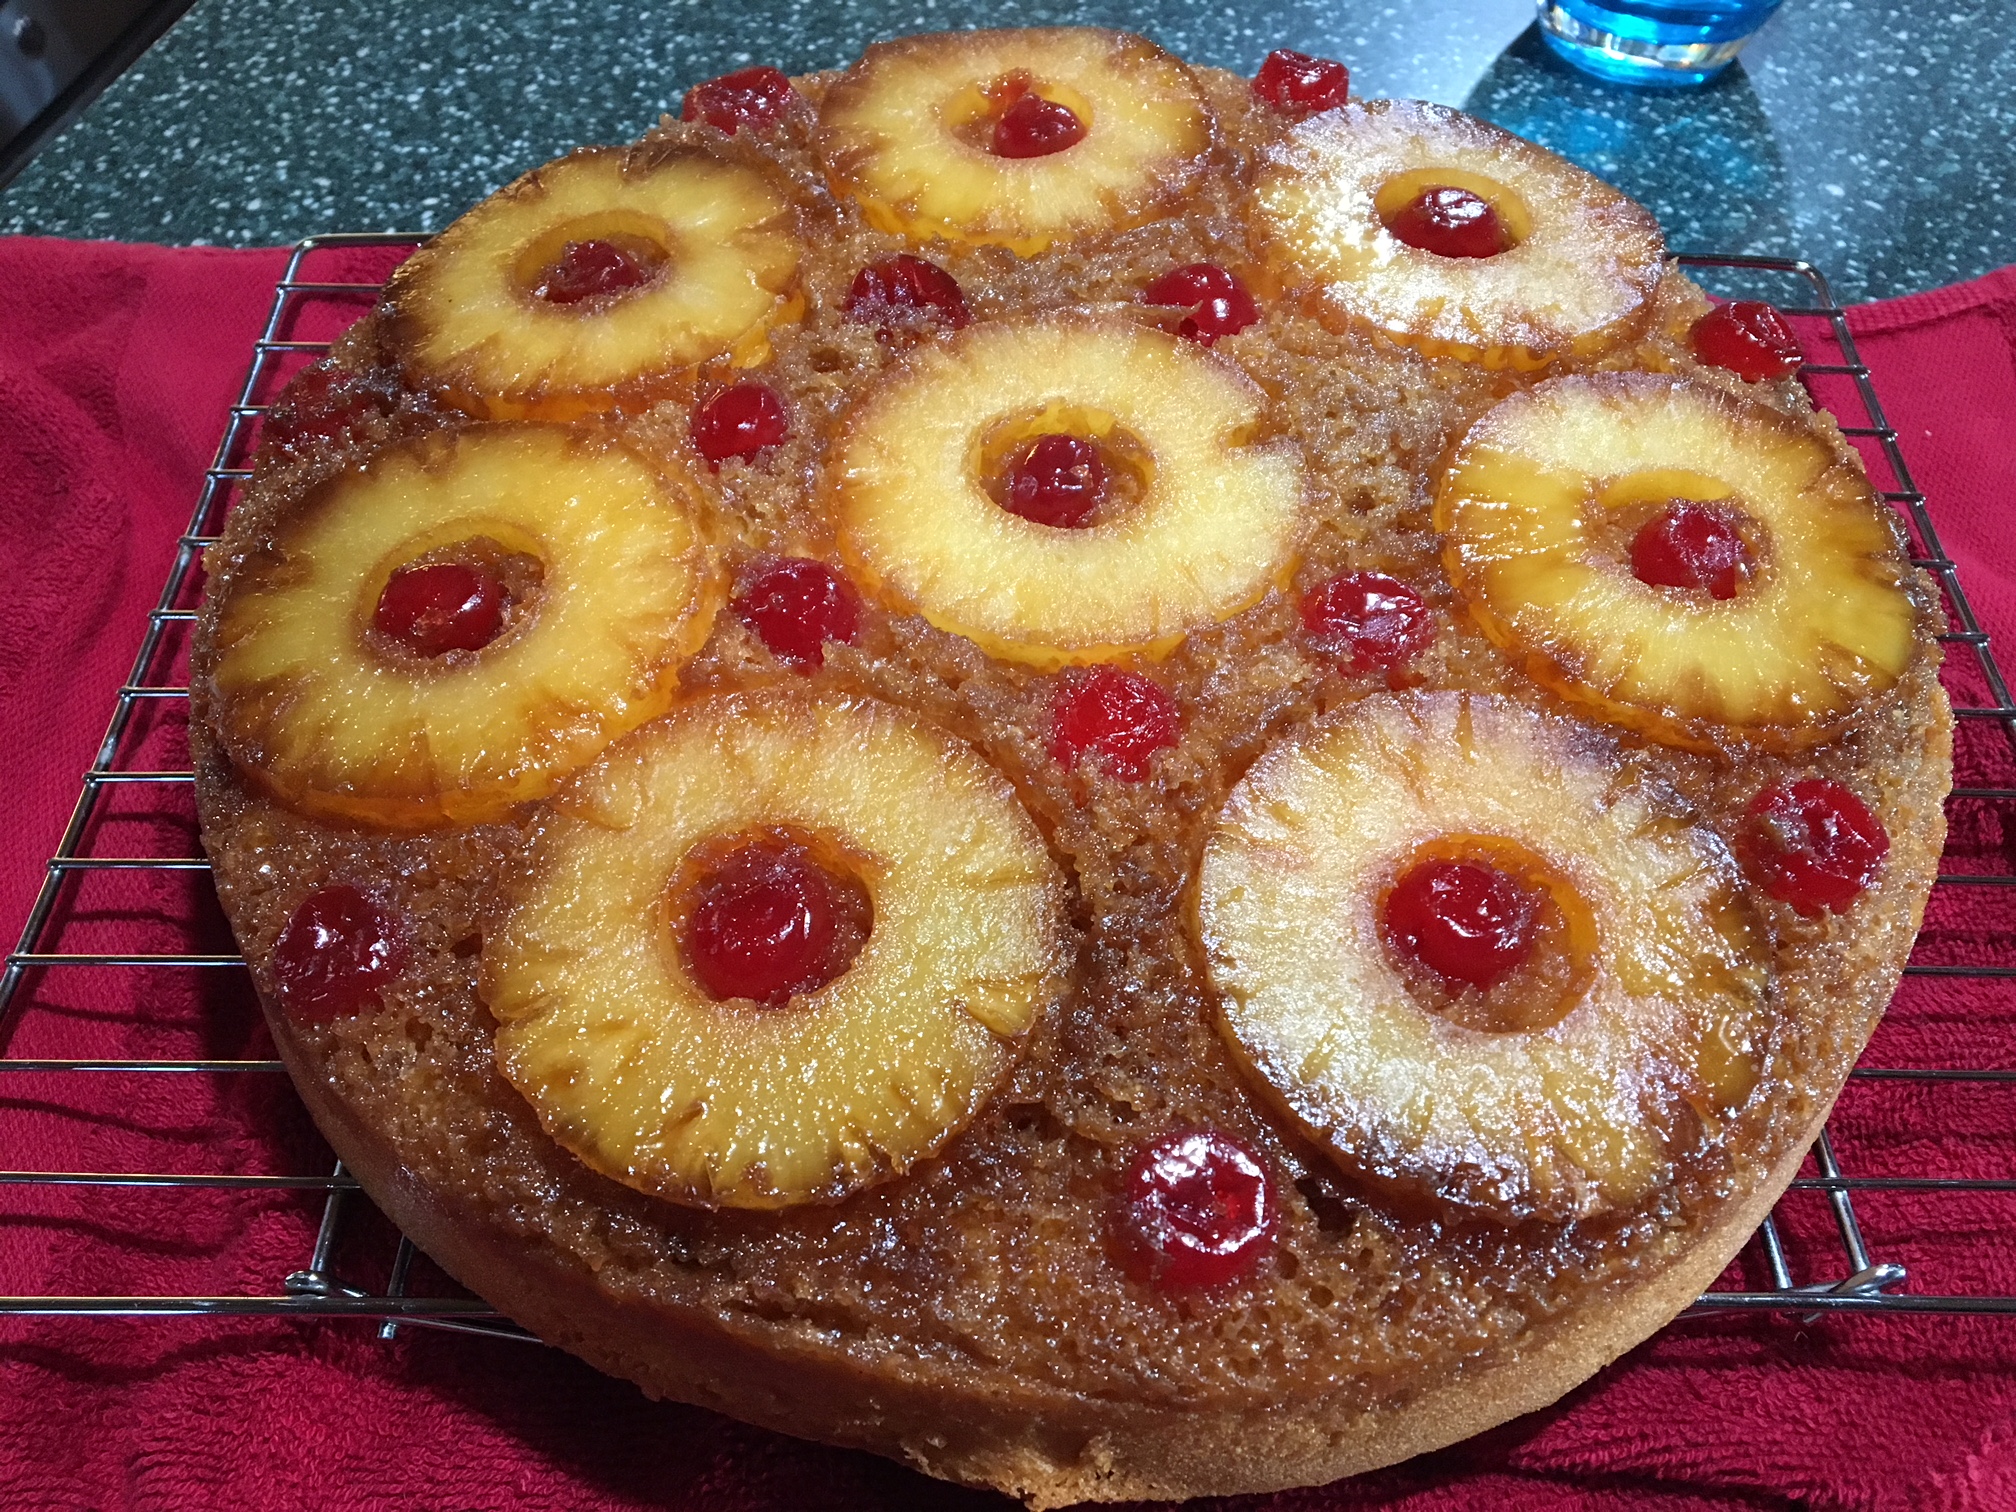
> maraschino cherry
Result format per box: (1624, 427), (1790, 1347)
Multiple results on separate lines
(1141, 264), (1260, 346)
(691, 383), (790, 467)
(845, 254), (972, 336)
(684, 843), (864, 1006)
(1251, 49), (1350, 117)
(1115, 1128), (1276, 1288)
(1691, 301), (1803, 383)
(681, 66), (796, 135)
(374, 562), (509, 657)
(532, 240), (656, 305)
(1630, 502), (1752, 600)
(1001, 434), (1106, 528)
(1738, 779), (1888, 915)
(1051, 667), (1180, 781)
(992, 89), (1087, 158)
(1384, 859), (1542, 993)
(1385, 187), (1509, 260)
(736, 557), (862, 670)
(272, 886), (409, 1021)
(1300, 572), (1434, 671)
(264, 359), (393, 453)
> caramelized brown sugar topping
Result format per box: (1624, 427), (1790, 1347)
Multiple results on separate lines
(194, 39), (1948, 1416)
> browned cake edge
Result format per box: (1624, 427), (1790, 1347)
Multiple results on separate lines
(205, 678), (1950, 1508)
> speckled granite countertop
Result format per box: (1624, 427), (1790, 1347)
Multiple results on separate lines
(0, 0), (2010, 303)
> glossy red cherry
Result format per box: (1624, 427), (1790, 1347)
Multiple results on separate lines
(1738, 779), (1888, 916)
(1115, 1128), (1276, 1288)
(1001, 433), (1106, 528)
(1251, 49), (1350, 117)
(684, 844), (859, 1007)
(1300, 572), (1434, 671)
(264, 359), (392, 452)
(1385, 187), (1509, 260)
(374, 562), (509, 656)
(992, 91), (1087, 158)
(272, 885), (409, 1021)
(691, 383), (790, 467)
(1690, 301), (1803, 382)
(1141, 264), (1261, 346)
(1630, 502), (1752, 600)
(735, 557), (862, 670)
(680, 65), (795, 135)
(1384, 859), (1541, 993)
(1051, 666), (1180, 782)
(532, 239), (656, 305)
(844, 254), (972, 336)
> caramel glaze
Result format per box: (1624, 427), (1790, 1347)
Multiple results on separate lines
(192, 64), (1950, 1421)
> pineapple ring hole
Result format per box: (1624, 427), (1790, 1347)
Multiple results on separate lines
(943, 72), (1096, 150)
(1372, 168), (1533, 250)
(663, 825), (877, 1009)
(971, 401), (1154, 529)
(1591, 468), (1770, 598)
(1377, 834), (1596, 1035)
(511, 211), (676, 304)
(358, 522), (548, 665)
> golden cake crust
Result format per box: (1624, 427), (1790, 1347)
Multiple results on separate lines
(192, 37), (1952, 1506)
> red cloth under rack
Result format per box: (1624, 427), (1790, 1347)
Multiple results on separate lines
(2, 236), (2015, 1511)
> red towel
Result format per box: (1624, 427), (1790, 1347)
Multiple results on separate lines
(2, 236), (2014, 1511)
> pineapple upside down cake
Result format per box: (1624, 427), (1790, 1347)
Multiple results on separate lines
(191, 28), (1951, 1506)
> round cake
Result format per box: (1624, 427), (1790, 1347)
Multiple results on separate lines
(190, 29), (1952, 1507)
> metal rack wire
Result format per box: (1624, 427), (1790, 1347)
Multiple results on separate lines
(1, 238), (2011, 1335)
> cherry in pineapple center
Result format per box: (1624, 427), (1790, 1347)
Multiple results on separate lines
(1593, 471), (1762, 602)
(970, 71), (1089, 158)
(979, 407), (1152, 530)
(370, 535), (543, 660)
(1632, 501), (1755, 600)
(1381, 840), (1595, 1034)
(519, 225), (671, 307)
(1374, 169), (1528, 260)
(674, 830), (875, 1007)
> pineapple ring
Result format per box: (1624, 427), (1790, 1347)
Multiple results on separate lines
(483, 688), (1070, 1210)
(1197, 691), (1771, 1223)
(1436, 373), (1923, 753)
(208, 424), (723, 829)
(382, 144), (803, 419)
(816, 28), (1214, 256)
(832, 313), (1306, 668)
(1252, 100), (1664, 369)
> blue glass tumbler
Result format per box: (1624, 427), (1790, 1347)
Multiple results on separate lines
(1537, 0), (1784, 87)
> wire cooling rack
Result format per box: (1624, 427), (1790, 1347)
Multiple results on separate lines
(1, 237), (2012, 1337)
